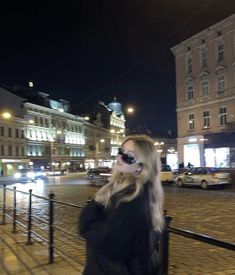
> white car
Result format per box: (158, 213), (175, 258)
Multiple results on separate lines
(160, 164), (174, 183)
(176, 167), (231, 189)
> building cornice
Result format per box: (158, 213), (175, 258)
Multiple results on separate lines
(24, 102), (84, 122)
(176, 94), (235, 112)
(171, 14), (235, 56)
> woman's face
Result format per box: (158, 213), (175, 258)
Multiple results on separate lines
(114, 140), (141, 174)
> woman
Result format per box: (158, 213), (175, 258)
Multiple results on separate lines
(79, 134), (164, 275)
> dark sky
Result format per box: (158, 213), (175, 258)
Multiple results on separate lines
(1, 0), (235, 136)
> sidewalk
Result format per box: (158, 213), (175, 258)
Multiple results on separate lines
(0, 223), (84, 275)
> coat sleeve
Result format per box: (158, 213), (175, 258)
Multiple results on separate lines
(79, 198), (144, 260)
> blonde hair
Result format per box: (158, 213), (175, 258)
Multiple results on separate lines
(95, 134), (164, 232)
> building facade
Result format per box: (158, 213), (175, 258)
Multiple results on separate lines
(171, 14), (235, 168)
(0, 85), (126, 173)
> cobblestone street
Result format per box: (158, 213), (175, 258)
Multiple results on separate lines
(1, 176), (235, 274)
(43, 180), (235, 274)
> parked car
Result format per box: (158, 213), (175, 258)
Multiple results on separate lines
(14, 168), (36, 182)
(87, 167), (112, 186)
(160, 164), (174, 183)
(175, 167), (231, 189)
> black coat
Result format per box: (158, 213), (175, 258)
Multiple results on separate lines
(79, 183), (160, 275)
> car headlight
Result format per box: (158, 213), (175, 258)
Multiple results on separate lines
(55, 171), (61, 175)
(27, 171), (35, 178)
(14, 172), (22, 179)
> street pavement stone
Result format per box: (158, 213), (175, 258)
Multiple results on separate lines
(1, 181), (235, 274)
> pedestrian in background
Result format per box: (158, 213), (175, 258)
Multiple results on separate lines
(79, 134), (164, 275)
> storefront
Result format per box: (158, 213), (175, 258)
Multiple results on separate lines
(178, 132), (235, 168)
(0, 158), (30, 176)
(204, 132), (235, 168)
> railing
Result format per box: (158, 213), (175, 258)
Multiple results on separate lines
(1, 185), (235, 274)
(159, 214), (235, 275)
(0, 185), (85, 264)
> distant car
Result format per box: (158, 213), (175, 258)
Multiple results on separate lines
(176, 167), (231, 189)
(47, 169), (67, 176)
(87, 167), (112, 186)
(33, 168), (48, 179)
(14, 168), (36, 182)
(160, 164), (174, 183)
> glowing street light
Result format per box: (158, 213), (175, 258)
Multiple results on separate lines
(2, 112), (11, 119)
(84, 116), (90, 121)
(28, 119), (34, 124)
(127, 107), (134, 114)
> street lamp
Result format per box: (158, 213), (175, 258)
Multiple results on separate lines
(2, 112), (11, 119)
(127, 106), (134, 114)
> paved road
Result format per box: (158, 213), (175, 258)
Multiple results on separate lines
(1, 174), (235, 274)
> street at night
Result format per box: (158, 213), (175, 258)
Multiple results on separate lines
(2, 173), (235, 274)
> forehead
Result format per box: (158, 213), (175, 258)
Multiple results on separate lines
(122, 140), (136, 153)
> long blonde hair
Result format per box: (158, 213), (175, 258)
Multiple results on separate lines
(95, 134), (164, 232)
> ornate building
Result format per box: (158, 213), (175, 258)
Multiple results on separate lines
(0, 84), (126, 173)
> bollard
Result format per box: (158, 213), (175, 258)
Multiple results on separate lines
(1, 185), (6, 225)
(159, 211), (172, 275)
(12, 186), (17, 233)
(27, 189), (33, 244)
(48, 191), (55, 264)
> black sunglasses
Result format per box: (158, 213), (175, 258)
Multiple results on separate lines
(118, 148), (137, 165)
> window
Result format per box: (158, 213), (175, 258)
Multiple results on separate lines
(186, 53), (192, 73)
(15, 128), (19, 138)
(219, 107), (227, 126)
(200, 47), (208, 67)
(188, 114), (195, 130)
(1, 126), (4, 136)
(21, 130), (24, 139)
(186, 79), (194, 100)
(16, 146), (19, 157)
(1, 145), (4, 156)
(22, 147), (25, 156)
(217, 40), (224, 62)
(216, 69), (225, 92)
(8, 128), (12, 137)
(34, 116), (38, 125)
(203, 111), (210, 128)
(200, 74), (209, 96)
(8, 145), (12, 156)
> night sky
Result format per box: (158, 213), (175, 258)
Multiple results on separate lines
(1, 0), (235, 136)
